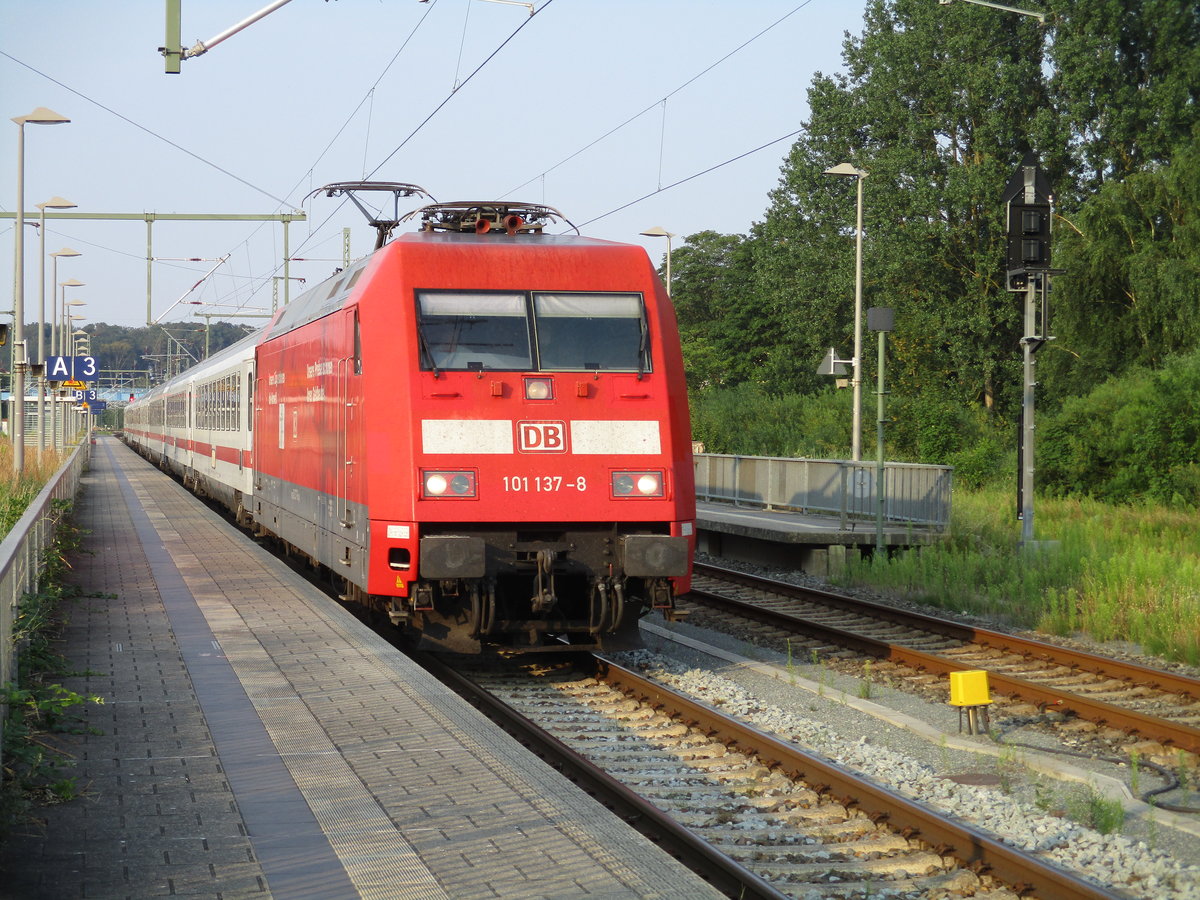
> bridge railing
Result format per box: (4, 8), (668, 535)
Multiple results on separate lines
(693, 453), (952, 530)
(1, 442), (91, 770)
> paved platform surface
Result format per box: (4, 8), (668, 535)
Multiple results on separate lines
(0, 437), (723, 900)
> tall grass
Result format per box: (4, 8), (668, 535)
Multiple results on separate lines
(841, 487), (1200, 666)
(0, 445), (66, 534)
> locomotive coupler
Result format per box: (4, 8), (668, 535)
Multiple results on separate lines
(531, 549), (558, 613)
(387, 598), (410, 627)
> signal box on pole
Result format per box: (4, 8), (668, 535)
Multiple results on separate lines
(1003, 152), (1053, 292)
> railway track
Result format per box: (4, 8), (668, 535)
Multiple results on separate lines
(420, 651), (1122, 900)
(686, 562), (1200, 761)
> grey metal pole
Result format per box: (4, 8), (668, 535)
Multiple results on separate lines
(876, 328), (886, 553)
(9, 107), (69, 466)
(851, 175), (864, 462)
(13, 121), (26, 472)
(36, 207), (46, 452)
(1020, 279), (1037, 545)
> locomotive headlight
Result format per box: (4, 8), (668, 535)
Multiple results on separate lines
(636, 473), (661, 495)
(422, 470), (477, 498)
(524, 377), (554, 400)
(611, 470), (664, 498)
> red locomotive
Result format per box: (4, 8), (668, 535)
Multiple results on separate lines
(125, 189), (695, 652)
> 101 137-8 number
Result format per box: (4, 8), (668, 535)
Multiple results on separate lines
(502, 475), (587, 492)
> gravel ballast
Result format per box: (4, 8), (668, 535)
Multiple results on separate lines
(625, 612), (1200, 900)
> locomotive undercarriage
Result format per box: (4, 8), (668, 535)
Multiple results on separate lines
(391, 525), (689, 654)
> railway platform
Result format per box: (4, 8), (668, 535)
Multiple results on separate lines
(695, 500), (943, 574)
(0, 437), (724, 900)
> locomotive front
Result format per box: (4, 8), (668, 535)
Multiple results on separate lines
(363, 203), (695, 652)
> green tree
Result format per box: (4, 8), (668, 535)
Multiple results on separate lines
(1039, 348), (1200, 505)
(758, 0), (1051, 418)
(666, 231), (766, 390)
(1044, 130), (1200, 403)
(1045, 0), (1200, 199)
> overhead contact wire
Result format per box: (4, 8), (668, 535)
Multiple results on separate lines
(503, 0), (814, 198)
(576, 129), (803, 228)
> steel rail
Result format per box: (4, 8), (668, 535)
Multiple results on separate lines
(590, 656), (1119, 900)
(691, 563), (1200, 754)
(415, 652), (791, 900)
(695, 562), (1200, 699)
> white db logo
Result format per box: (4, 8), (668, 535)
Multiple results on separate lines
(518, 422), (566, 453)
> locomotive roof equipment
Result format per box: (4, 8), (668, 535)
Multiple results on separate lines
(401, 200), (581, 236)
(308, 181), (436, 248)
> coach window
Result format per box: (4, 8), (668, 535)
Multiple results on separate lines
(533, 293), (649, 372)
(247, 372), (254, 432)
(417, 292), (532, 371)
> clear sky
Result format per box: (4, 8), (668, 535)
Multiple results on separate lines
(2, 1), (861, 334)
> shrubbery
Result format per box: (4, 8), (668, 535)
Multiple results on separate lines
(688, 348), (1200, 507)
(1038, 349), (1200, 506)
(688, 383), (1011, 489)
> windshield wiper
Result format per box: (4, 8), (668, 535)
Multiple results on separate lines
(416, 324), (441, 378)
(636, 314), (648, 380)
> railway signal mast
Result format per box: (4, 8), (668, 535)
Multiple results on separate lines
(1003, 153), (1061, 547)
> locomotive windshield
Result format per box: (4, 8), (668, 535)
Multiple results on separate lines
(533, 293), (646, 372)
(417, 292), (533, 371)
(416, 291), (650, 373)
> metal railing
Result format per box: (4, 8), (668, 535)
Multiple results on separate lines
(1, 442), (90, 770)
(694, 453), (952, 530)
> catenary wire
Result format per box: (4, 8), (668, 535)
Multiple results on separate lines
(575, 129), (803, 230)
(502, 0), (814, 199)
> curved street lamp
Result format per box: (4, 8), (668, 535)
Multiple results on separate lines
(640, 226), (676, 294)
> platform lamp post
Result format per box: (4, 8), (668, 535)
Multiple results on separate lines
(11, 106), (70, 473)
(51, 256), (82, 356)
(37, 199), (76, 451)
(59, 293), (86, 357)
(60, 296), (86, 358)
(74, 329), (91, 439)
(65, 316), (86, 445)
(74, 330), (94, 442)
(867, 307), (895, 554)
(639, 226), (676, 294)
(55, 296), (85, 449)
(823, 162), (868, 462)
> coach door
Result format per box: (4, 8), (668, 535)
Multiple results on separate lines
(335, 311), (360, 529)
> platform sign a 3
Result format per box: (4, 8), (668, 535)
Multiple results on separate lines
(45, 355), (101, 382)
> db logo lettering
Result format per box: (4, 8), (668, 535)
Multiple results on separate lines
(518, 421), (567, 453)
